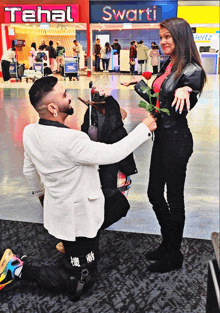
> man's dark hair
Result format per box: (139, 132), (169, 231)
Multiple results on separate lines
(139, 40), (143, 44)
(73, 40), (77, 43)
(114, 39), (118, 42)
(49, 40), (53, 46)
(29, 76), (58, 110)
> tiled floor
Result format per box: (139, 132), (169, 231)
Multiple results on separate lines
(0, 73), (219, 239)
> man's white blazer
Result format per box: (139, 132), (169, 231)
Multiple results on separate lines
(23, 122), (152, 241)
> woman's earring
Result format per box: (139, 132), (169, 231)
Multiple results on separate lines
(54, 112), (57, 117)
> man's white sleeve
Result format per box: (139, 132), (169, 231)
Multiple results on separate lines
(69, 123), (152, 166)
(23, 150), (45, 197)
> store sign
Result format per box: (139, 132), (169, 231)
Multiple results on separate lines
(4, 5), (79, 23)
(193, 33), (214, 42)
(90, 4), (162, 23)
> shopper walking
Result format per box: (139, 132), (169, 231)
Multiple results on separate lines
(101, 42), (111, 72)
(94, 38), (101, 72)
(136, 40), (149, 74)
(122, 17), (206, 273)
(1, 47), (16, 82)
(129, 41), (137, 74)
(150, 45), (160, 74)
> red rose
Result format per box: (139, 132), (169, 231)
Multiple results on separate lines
(91, 87), (96, 94)
(142, 72), (152, 80)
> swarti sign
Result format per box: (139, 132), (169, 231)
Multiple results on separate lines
(4, 5), (79, 23)
(90, 4), (163, 23)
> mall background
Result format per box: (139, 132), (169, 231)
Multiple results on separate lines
(0, 0), (219, 74)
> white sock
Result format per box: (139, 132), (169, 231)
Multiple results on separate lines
(14, 265), (23, 278)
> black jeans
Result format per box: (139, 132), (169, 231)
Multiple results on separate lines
(21, 233), (100, 292)
(152, 65), (158, 74)
(95, 55), (100, 71)
(147, 124), (193, 246)
(1, 60), (11, 81)
(102, 59), (109, 71)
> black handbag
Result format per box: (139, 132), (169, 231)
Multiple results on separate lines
(134, 79), (150, 102)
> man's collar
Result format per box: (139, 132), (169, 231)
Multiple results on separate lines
(39, 119), (70, 129)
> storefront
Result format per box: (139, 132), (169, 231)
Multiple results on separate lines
(90, 0), (178, 72)
(177, 3), (219, 74)
(0, 0), (92, 76)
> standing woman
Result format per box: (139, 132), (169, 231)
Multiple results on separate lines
(122, 17), (206, 273)
(145, 18), (206, 273)
(101, 42), (111, 72)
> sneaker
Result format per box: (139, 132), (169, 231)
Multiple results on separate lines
(0, 249), (23, 290)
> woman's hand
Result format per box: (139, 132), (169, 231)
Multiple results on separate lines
(121, 82), (130, 87)
(172, 86), (192, 113)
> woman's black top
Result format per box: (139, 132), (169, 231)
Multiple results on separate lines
(135, 58), (204, 129)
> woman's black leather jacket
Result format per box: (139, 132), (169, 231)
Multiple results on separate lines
(134, 58), (204, 128)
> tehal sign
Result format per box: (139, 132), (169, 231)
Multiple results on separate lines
(4, 5), (79, 23)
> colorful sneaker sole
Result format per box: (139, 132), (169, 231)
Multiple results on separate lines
(0, 249), (23, 290)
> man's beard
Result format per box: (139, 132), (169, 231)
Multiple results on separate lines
(60, 103), (74, 115)
(65, 106), (74, 115)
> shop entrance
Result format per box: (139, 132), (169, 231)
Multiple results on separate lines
(1, 23), (87, 72)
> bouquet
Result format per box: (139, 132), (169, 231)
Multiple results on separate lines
(139, 72), (170, 116)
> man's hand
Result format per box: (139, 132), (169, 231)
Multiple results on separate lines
(120, 108), (127, 120)
(142, 114), (157, 132)
(39, 195), (44, 207)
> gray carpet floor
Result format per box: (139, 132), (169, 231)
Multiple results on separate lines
(0, 219), (215, 313)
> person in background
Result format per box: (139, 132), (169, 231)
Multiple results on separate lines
(29, 43), (36, 70)
(111, 39), (121, 64)
(38, 40), (47, 51)
(72, 39), (82, 70)
(72, 40), (81, 57)
(47, 41), (57, 73)
(31, 42), (36, 51)
(55, 41), (65, 73)
(1, 47), (16, 82)
(0, 76), (156, 300)
(136, 40), (149, 74)
(101, 42), (111, 72)
(150, 45), (160, 74)
(129, 41), (137, 74)
(121, 17), (206, 274)
(94, 38), (101, 72)
(43, 62), (53, 76)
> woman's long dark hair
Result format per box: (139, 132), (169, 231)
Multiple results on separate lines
(105, 42), (111, 54)
(160, 17), (206, 92)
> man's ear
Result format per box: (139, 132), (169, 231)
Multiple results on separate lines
(47, 103), (58, 115)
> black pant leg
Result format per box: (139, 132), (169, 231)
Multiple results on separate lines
(106, 59), (109, 70)
(1, 60), (11, 81)
(21, 234), (99, 291)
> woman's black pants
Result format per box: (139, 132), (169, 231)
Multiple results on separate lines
(147, 125), (193, 252)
